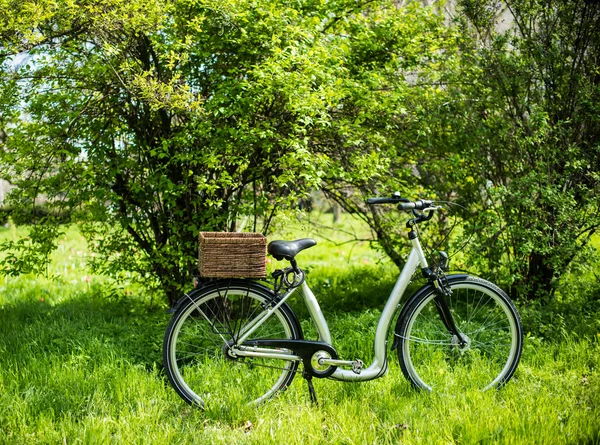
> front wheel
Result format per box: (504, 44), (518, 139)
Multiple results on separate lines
(396, 276), (523, 392)
(163, 280), (302, 408)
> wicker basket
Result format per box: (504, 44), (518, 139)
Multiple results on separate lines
(198, 232), (267, 278)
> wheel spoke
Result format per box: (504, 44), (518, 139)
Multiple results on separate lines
(164, 283), (300, 407)
(398, 279), (522, 392)
(397, 333), (453, 346)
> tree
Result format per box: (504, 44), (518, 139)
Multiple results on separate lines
(354, 0), (600, 301)
(312, 0), (600, 302)
(0, 0), (458, 305)
(0, 0), (333, 305)
(439, 0), (600, 300)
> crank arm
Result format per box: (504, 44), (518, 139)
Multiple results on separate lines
(318, 358), (364, 374)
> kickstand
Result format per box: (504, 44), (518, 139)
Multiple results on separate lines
(302, 371), (318, 406)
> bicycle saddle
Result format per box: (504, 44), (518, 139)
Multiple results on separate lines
(268, 238), (317, 261)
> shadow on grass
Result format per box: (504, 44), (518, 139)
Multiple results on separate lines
(0, 263), (408, 383)
(0, 288), (169, 371)
(0, 286), (177, 422)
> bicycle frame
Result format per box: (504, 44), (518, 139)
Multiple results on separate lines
(231, 236), (430, 382)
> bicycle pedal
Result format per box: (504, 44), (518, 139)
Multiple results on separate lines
(352, 359), (364, 375)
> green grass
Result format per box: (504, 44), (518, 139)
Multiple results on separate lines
(0, 217), (599, 444)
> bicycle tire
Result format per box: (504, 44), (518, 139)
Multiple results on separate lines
(396, 275), (523, 391)
(163, 279), (302, 408)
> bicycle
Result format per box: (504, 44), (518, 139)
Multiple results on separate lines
(163, 194), (524, 408)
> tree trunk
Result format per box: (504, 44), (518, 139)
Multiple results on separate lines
(332, 202), (341, 224)
(522, 251), (557, 301)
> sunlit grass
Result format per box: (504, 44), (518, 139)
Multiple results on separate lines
(0, 219), (599, 444)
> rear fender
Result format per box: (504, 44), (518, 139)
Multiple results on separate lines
(168, 279), (304, 341)
(170, 279), (277, 313)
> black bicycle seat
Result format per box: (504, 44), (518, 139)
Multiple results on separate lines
(268, 238), (317, 261)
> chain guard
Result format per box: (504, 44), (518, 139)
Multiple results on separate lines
(241, 339), (339, 378)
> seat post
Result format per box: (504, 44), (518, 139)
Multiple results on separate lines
(290, 258), (299, 273)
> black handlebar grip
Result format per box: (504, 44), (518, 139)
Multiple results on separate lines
(398, 202), (416, 211)
(398, 200), (434, 211)
(368, 196), (434, 210)
(366, 197), (397, 204)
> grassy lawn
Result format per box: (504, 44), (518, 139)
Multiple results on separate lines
(0, 216), (599, 444)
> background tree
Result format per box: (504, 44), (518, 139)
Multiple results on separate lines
(311, 0), (600, 302)
(344, 0), (600, 301)
(4, 0), (596, 304)
(0, 0), (457, 305)
(430, 0), (600, 300)
(0, 0), (332, 305)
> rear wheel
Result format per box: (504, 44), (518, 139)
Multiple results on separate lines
(163, 280), (302, 408)
(396, 276), (523, 391)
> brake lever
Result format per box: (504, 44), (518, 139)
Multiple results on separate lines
(412, 206), (441, 222)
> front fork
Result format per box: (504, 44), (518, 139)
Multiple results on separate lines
(408, 219), (467, 347)
(426, 268), (468, 347)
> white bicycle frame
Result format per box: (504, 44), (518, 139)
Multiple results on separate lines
(230, 236), (430, 382)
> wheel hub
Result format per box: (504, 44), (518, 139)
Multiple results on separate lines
(451, 333), (471, 350)
(222, 339), (238, 361)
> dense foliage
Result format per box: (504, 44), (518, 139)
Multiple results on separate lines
(0, 0), (458, 304)
(0, 0), (598, 303)
(426, 0), (600, 300)
(0, 0), (348, 304)
(323, 0), (600, 301)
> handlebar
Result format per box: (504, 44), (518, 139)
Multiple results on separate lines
(365, 197), (403, 205)
(397, 199), (434, 211)
(366, 193), (434, 212)
(367, 193), (442, 227)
